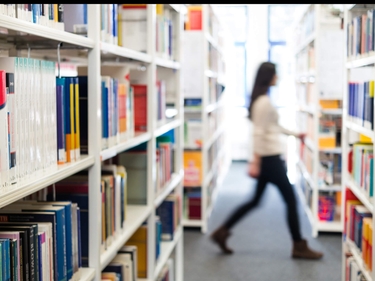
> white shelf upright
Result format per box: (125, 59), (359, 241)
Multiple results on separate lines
(182, 4), (231, 233)
(341, 4), (375, 281)
(292, 4), (345, 237)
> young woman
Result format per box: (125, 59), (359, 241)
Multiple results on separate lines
(210, 62), (323, 260)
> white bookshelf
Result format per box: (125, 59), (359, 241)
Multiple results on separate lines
(0, 4), (185, 281)
(341, 4), (375, 280)
(181, 4), (231, 233)
(292, 4), (345, 237)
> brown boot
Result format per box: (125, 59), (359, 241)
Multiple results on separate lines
(210, 226), (233, 254)
(292, 239), (323, 260)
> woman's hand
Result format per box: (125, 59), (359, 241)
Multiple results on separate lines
(248, 161), (260, 178)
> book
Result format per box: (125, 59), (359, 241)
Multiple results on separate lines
(56, 77), (66, 164)
(0, 209), (63, 281)
(118, 245), (137, 281)
(0, 232), (20, 281)
(125, 225), (147, 278)
(0, 238), (10, 281)
(64, 77), (75, 163)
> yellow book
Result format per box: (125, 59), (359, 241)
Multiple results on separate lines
(118, 8), (122, 46)
(156, 4), (164, 15)
(54, 4), (58, 22)
(66, 78), (75, 162)
(126, 225), (148, 278)
(74, 78), (80, 160)
(362, 217), (371, 267)
(116, 165), (127, 223)
(118, 83), (127, 136)
(369, 221), (373, 271)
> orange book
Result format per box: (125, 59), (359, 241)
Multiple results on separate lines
(369, 221), (373, 271)
(186, 6), (202, 30)
(362, 217), (371, 267)
(183, 150), (202, 187)
(118, 83), (127, 137)
(345, 199), (362, 238)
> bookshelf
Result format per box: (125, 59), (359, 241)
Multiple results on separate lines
(342, 4), (375, 280)
(292, 4), (345, 237)
(181, 4), (231, 233)
(0, 4), (185, 281)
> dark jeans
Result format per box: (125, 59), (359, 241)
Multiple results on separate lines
(224, 155), (302, 241)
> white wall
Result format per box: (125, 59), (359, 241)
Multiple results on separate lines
(228, 4), (269, 161)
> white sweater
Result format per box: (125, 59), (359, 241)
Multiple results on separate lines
(251, 95), (299, 157)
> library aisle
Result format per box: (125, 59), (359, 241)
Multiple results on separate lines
(184, 161), (342, 281)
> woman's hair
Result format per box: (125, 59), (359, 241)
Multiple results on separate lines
(247, 62), (276, 120)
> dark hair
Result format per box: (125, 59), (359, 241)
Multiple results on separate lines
(247, 62), (276, 120)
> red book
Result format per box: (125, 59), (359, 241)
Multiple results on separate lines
(0, 70), (6, 109)
(132, 84), (147, 132)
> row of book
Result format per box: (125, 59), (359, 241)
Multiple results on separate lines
(48, 163), (128, 266)
(183, 188), (201, 221)
(0, 4), (64, 30)
(318, 191), (341, 222)
(318, 152), (342, 187)
(346, 256), (369, 281)
(101, 75), (135, 150)
(99, 4), (174, 60)
(0, 199), (82, 281)
(103, 218), (177, 281)
(0, 58), (59, 189)
(347, 66), (375, 130)
(156, 135), (174, 195)
(345, 188), (373, 273)
(349, 142), (374, 200)
(347, 8), (375, 58)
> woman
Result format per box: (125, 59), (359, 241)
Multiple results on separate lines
(210, 62), (323, 259)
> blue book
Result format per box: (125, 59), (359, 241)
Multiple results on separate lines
(83, 4), (87, 24)
(0, 239), (10, 281)
(156, 200), (174, 241)
(37, 201), (74, 280)
(102, 80), (109, 145)
(47, 192), (88, 268)
(112, 4), (117, 41)
(155, 219), (162, 259)
(0, 239), (6, 281)
(56, 77), (66, 164)
(38, 234), (43, 281)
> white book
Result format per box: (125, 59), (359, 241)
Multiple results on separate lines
(50, 61), (58, 170)
(112, 253), (133, 281)
(119, 245), (137, 281)
(37, 223), (53, 281)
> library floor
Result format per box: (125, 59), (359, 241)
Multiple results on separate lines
(183, 161), (342, 281)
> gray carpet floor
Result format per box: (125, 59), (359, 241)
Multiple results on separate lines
(183, 161), (342, 281)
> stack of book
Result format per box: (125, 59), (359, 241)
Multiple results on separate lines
(0, 199), (83, 281)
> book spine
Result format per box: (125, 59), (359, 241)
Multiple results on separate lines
(0, 70), (9, 189)
(74, 77), (80, 160)
(56, 78), (66, 164)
